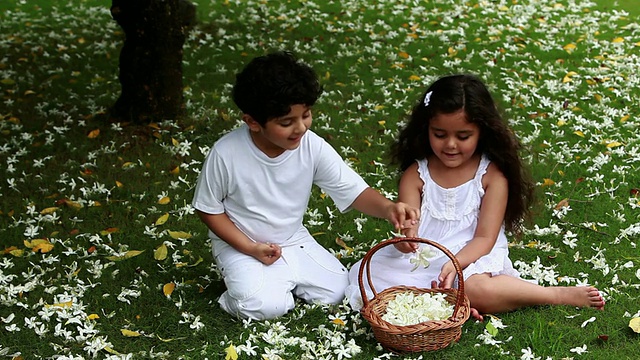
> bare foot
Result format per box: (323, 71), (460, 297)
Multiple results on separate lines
(557, 286), (605, 310)
(470, 307), (484, 321)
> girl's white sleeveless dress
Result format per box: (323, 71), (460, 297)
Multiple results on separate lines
(345, 154), (522, 310)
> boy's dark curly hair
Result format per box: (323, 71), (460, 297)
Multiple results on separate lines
(232, 51), (323, 126)
(390, 74), (535, 233)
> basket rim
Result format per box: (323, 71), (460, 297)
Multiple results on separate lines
(357, 237), (468, 320)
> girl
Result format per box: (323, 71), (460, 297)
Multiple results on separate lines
(345, 74), (604, 320)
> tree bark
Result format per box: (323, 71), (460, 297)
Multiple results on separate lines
(110, 0), (196, 124)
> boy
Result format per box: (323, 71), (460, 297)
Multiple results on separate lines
(192, 51), (419, 320)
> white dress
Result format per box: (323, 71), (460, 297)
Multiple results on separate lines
(345, 154), (521, 310)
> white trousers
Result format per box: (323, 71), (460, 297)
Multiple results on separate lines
(214, 238), (348, 320)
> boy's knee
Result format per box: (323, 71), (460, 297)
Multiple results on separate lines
(219, 291), (294, 320)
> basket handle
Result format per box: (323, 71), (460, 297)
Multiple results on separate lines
(357, 237), (466, 319)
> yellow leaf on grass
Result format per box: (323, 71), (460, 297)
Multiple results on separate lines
(168, 230), (192, 240)
(563, 71), (578, 83)
(87, 129), (100, 139)
(606, 141), (622, 148)
(121, 329), (142, 337)
(116, 181), (123, 188)
(171, 138), (180, 146)
(33, 242), (54, 253)
(629, 317), (640, 333)
(225, 344), (238, 360)
(45, 300), (72, 309)
(574, 130), (585, 137)
(408, 74), (421, 81)
(154, 244), (168, 261)
(9, 248), (24, 257)
(563, 43), (577, 53)
(104, 346), (121, 355)
(621, 115), (629, 123)
(40, 207), (59, 215)
(612, 37), (624, 43)
(398, 51), (410, 59)
(541, 178), (555, 187)
(335, 237), (354, 254)
(100, 227), (119, 236)
(158, 196), (170, 205)
(170, 166), (180, 175)
(163, 282), (176, 297)
(87, 314), (100, 320)
(106, 250), (144, 261)
(155, 213), (169, 226)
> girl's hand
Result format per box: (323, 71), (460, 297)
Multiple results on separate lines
(252, 242), (282, 265)
(438, 260), (457, 289)
(393, 241), (419, 253)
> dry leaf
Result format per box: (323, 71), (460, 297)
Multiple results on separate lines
(335, 237), (354, 254)
(45, 300), (72, 309)
(121, 329), (142, 337)
(87, 129), (100, 138)
(40, 207), (59, 215)
(555, 198), (570, 209)
(155, 213), (169, 226)
(542, 178), (555, 187)
(100, 227), (119, 236)
(154, 244), (168, 261)
(168, 230), (192, 240)
(87, 314), (100, 320)
(106, 250), (144, 261)
(158, 196), (170, 205)
(630, 317), (640, 333)
(163, 282), (176, 297)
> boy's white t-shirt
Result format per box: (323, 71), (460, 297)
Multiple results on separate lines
(192, 124), (369, 245)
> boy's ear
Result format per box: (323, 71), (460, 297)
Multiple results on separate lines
(242, 114), (262, 132)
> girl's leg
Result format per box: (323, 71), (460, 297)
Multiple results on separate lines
(464, 273), (605, 314)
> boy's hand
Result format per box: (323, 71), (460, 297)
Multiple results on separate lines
(393, 241), (419, 253)
(252, 242), (282, 265)
(387, 202), (420, 231)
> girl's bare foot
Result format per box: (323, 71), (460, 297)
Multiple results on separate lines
(557, 286), (605, 310)
(470, 307), (484, 321)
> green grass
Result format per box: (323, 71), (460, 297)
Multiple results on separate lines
(1, 0), (640, 359)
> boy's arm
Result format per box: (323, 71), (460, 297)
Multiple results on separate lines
(196, 210), (281, 265)
(349, 187), (420, 232)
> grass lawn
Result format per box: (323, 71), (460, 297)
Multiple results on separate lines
(1, 0), (640, 359)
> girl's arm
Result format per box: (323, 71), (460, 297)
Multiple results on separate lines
(196, 210), (281, 265)
(439, 163), (508, 287)
(396, 162), (423, 252)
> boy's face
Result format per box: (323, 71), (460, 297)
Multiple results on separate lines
(245, 104), (312, 158)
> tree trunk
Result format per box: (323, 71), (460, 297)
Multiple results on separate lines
(110, 0), (196, 124)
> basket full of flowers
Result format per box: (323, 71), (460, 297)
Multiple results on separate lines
(357, 237), (471, 353)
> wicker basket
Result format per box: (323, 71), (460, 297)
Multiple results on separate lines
(358, 237), (471, 353)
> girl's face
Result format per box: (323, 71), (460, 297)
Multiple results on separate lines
(428, 109), (480, 168)
(246, 104), (312, 158)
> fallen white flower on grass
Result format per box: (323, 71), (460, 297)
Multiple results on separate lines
(570, 344), (588, 354)
(580, 316), (596, 328)
(382, 292), (454, 326)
